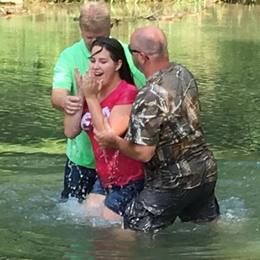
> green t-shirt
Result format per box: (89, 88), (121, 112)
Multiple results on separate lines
(52, 39), (146, 168)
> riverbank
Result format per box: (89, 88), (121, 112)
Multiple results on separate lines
(0, 0), (216, 21)
(0, 1), (50, 18)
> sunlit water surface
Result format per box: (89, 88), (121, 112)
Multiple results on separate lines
(0, 4), (260, 259)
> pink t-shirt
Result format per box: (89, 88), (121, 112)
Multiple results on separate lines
(81, 80), (144, 187)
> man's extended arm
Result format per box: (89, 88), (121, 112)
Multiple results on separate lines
(51, 49), (83, 115)
(94, 119), (155, 163)
(115, 135), (155, 163)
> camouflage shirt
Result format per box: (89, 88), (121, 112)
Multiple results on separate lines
(125, 63), (217, 190)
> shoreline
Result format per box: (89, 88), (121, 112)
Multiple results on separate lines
(0, 1), (216, 20)
(1, 0), (257, 20)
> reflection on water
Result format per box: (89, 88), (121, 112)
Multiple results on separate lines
(221, 196), (248, 223)
(0, 4), (260, 259)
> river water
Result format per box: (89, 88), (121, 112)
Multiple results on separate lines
(0, 4), (260, 259)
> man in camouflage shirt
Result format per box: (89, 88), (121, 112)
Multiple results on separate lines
(95, 26), (219, 232)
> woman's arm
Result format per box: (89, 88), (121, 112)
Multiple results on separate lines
(86, 96), (132, 136)
(81, 70), (132, 136)
(109, 104), (132, 135)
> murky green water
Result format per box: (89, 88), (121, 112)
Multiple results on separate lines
(0, 4), (260, 259)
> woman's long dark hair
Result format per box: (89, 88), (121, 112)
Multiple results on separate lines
(90, 37), (135, 85)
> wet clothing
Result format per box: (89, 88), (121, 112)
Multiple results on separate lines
(53, 39), (94, 169)
(124, 62), (219, 231)
(124, 181), (219, 231)
(53, 39), (145, 169)
(60, 158), (97, 203)
(81, 80), (144, 188)
(92, 177), (144, 216)
(52, 39), (145, 200)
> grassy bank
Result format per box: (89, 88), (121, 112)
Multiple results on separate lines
(1, 0), (216, 19)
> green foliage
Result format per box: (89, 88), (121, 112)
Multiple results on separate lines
(220, 0), (256, 4)
(24, 0), (82, 4)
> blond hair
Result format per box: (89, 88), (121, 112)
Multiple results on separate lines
(79, 1), (111, 33)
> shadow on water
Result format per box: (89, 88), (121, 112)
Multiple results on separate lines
(0, 3), (260, 259)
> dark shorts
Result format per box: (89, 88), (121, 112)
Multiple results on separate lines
(123, 181), (220, 232)
(60, 158), (97, 203)
(91, 177), (144, 216)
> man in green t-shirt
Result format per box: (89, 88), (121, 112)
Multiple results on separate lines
(51, 1), (145, 203)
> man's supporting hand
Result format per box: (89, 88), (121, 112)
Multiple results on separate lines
(94, 117), (118, 149)
(63, 95), (83, 115)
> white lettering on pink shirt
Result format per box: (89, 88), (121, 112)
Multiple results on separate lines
(81, 106), (110, 131)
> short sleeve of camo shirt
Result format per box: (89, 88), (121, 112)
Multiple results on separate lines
(125, 83), (169, 146)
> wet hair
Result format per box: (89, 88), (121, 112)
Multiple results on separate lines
(90, 37), (134, 85)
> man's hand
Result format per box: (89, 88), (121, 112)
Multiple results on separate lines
(63, 95), (82, 115)
(95, 118), (156, 162)
(51, 88), (82, 115)
(94, 118), (118, 149)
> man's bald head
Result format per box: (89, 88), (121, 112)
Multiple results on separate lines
(130, 26), (168, 58)
(129, 26), (170, 77)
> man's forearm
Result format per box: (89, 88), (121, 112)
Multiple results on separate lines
(115, 136), (155, 163)
(51, 89), (67, 110)
(64, 108), (83, 138)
